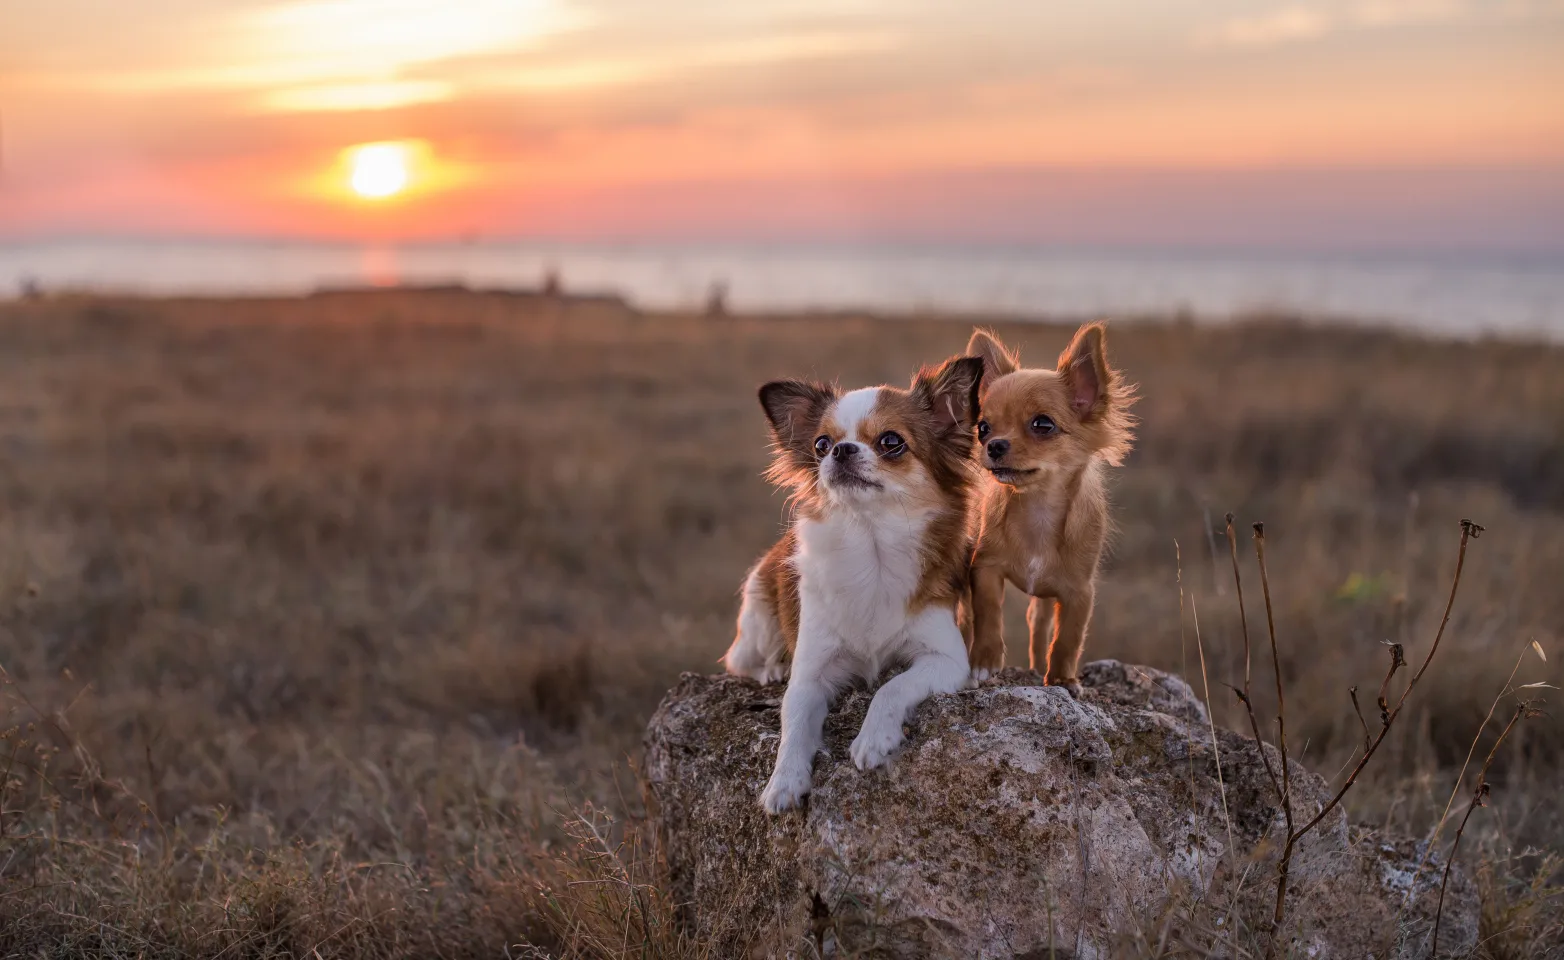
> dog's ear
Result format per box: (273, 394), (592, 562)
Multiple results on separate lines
(758, 380), (836, 455)
(966, 329), (1019, 381)
(1057, 322), (1111, 421)
(913, 355), (984, 435)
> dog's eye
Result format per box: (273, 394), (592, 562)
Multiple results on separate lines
(976, 420), (990, 439)
(813, 435), (831, 456)
(876, 431), (906, 456)
(1031, 415), (1057, 435)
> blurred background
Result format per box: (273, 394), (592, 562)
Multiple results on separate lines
(3, 0), (1563, 334)
(1, 2), (1562, 957)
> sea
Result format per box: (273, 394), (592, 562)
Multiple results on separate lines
(3, 238), (1562, 341)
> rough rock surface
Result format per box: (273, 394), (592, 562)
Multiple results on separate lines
(643, 661), (1477, 959)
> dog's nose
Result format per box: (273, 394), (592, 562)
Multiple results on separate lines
(831, 441), (859, 461)
(986, 438), (1010, 461)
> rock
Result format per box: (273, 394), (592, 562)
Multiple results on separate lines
(643, 661), (1477, 959)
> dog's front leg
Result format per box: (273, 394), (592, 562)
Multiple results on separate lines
(1045, 583), (1094, 697)
(850, 607), (969, 770)
(761, 638), (842, 814)
(968, 561), (1007, 681)
(1026, 595), (1057, 673)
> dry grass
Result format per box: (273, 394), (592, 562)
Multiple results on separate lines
(0, 289), (1560, 957)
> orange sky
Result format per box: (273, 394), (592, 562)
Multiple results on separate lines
(3, 0), (1562, 247)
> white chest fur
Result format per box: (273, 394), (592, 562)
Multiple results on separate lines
(793, 504), (932, 669)
(761, 500), (970, 814)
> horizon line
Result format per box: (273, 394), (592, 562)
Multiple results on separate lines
(3, 232), (1563, 263)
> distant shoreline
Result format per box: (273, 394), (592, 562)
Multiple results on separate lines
(7, 284), (1564, 349)
(4, 237), (1560, 341)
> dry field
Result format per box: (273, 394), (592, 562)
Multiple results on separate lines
(0, 289), (1560, 957)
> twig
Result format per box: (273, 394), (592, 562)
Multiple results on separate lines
(1432, 700), (1538, 957)
(1176, 540), (1186, 683)
(1252, 522), (1293, 956)
(1224, 516), (1284, 818)
(1395, 642), (1532, 918)
(1253, 523), (1291, 826)
(1261, 519), (1481, 960)
(1176, 542), (1197, 808)
(1434, 791), (1486, 958)
(1377, 642), (1406, 725)
(1296, 520), (1480, 839)
(1226, 514), (1252, 687)
(1348, 686), (1372, 753)
(1191, 594), (1237, 870)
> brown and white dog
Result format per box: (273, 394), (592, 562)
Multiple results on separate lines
(965, 324), (1136, 694)
(723, 356), (984, 813)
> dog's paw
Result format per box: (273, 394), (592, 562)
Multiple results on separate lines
(726, 660), (789, 685)
(968, 666), (993, 685)
(756, 663), (790, 685)
(1048, 676), (1083, 699)
(850, 714), (904, 770)
(760, 766), (812, 814)
(968, 648), (1004, 684)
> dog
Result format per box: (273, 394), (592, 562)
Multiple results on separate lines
(965, 324), (1136, 694)
(722, 355), (984, 813)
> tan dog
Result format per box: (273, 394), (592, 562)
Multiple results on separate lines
(965, 324), (1136, 693)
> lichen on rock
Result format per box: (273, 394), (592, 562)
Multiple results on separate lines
(643, 661), (1476, 959)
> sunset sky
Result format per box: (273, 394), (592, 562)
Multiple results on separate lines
(4, 0), (1562, 250)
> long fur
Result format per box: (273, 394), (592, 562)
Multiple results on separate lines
(965, 323), (1137, 690)
(724, 355), (985, 813)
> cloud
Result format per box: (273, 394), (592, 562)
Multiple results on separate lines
(21, 0), (593, 103)
(260, 80), (455, 112)
(453, 30), (901, 94)
(1197, 0), (1476, 48)
(236, 0), (590, 78)
(1198, 7), (1334, 47)
(1351, 0), (1465, 26)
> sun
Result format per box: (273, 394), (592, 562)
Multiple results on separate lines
(347, 142), (411, 199)
(317, 139), (462, 208)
